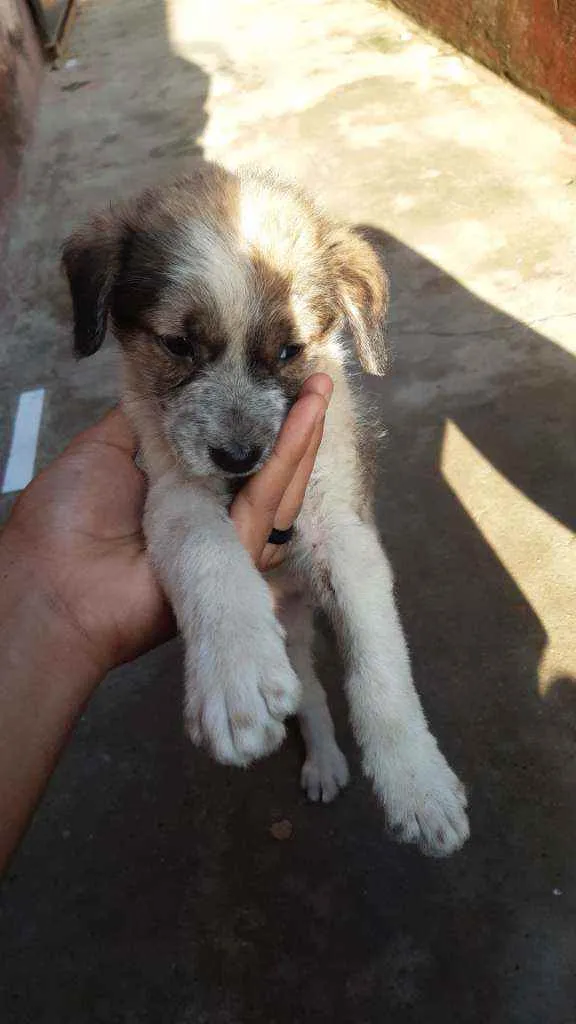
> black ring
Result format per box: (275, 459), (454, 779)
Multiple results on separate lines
(267, 525), (295, 546)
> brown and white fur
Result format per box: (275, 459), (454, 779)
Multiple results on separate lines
(63, 163), (469, 856)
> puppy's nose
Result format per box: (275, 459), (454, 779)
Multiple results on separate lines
(209, 443), (263, 475)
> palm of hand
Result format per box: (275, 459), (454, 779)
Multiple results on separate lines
(8, 412), (171, 670)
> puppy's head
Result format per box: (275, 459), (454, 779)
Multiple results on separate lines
(63, 164), (389, 479)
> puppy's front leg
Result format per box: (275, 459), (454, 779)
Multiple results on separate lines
(145, 473), (301, 766)
(298, 513), (469, 856)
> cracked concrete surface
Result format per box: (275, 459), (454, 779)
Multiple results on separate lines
(1, 1), (575, 1021)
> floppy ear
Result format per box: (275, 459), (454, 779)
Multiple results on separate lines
(62, 213), (118, 358)
(327, 226), (390, 375)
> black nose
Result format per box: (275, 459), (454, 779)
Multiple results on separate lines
(209, 443), (263, 475)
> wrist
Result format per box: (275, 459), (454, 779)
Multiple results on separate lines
(0, 527), (109, 693)
(0, 527), (106, 871)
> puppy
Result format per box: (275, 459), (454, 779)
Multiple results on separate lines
(63, 163), (469, 856)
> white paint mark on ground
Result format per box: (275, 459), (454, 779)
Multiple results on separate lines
(2, 389), (45, 494)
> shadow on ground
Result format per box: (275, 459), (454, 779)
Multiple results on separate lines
(2, 230), (576, 1024)
(1, 2), (576, 1023)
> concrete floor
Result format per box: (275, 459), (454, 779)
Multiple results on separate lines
(1, 1), (576, 1020)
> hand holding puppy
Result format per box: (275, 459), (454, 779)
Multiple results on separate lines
(0, 376), (330, 869)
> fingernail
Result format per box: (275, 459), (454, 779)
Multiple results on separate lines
(317, 374), (334, 403)
(303, 373), (333, 404)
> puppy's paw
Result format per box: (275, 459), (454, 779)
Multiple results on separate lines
(301, 740), (349, 804)
(184, 625), (301, 767)
(366, 732), (469, 857)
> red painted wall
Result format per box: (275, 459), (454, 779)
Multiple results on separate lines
(392, 0), (576, 123)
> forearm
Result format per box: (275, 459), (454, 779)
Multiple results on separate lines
(0, 539), (103, 873)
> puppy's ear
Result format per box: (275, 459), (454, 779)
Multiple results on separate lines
(327, 226), (390, 375)
(62, 213), (119, 358)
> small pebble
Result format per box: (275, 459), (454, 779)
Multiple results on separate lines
(270, 819), (293, 841)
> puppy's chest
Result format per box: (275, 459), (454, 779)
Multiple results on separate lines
(297, 437), (367, 541)
(292, 472), (348, 570)
(297, 485), (328, 552)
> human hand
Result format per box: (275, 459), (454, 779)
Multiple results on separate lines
(231, 373), (332, 569)
(3, 409), (172, 675)
(1, 374), (332, 676)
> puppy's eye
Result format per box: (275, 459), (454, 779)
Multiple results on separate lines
(160, 335), (193, 357)
(278, 343), (303, 363)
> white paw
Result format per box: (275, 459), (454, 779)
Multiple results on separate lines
(184, 621), (301, 767)
(301, 740), (350, 803)
(366, 732), (469, 857)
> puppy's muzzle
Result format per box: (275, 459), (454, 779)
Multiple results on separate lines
(209, 442), (263, 476)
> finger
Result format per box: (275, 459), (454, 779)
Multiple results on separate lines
(233, 375), (331, 536)
(257, 419), (324, 571)
(273, 414), (324, 531)
(299, 372), (333, 404)
(231, 374), (332, 559)
(232, 394), (323, 557)
(257, 376), (332, 568)
(270, 374), (333, 531)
